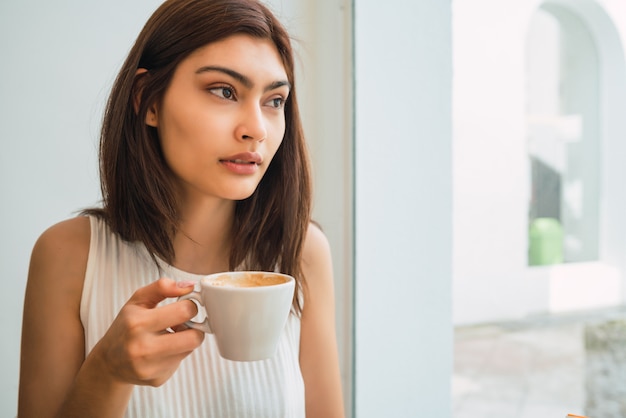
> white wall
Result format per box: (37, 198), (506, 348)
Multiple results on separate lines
(452, 0), (626, 325)
(354, 0), (453, 416)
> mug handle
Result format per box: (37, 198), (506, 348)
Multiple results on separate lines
(178, 291), (213, 333)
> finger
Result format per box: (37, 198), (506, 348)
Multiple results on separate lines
(129, 278), (196, 309)
(139, 341), (205, 387)
(124, 333), (205, 387)
(152, 329), (205, 358)
(169, 323), (189, 333)
(151, 299), (200, 331)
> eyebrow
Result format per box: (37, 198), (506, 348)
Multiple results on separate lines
(195, 65), (291, 92)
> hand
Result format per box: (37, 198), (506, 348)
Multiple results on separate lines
(90, 278), (205, 387)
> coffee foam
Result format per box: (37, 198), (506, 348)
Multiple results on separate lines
(209, 273), (288, 288)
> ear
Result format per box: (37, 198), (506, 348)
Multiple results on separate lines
(134, 68), (158, 127)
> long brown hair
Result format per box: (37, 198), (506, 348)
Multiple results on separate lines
(85, 0), (312, 313)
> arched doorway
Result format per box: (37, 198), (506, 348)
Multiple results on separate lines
(526, 4), (601, 266)
(524, 0), (626, 312)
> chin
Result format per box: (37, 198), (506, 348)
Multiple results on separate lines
(224, 185), (260, 202)
(212, 176), (265, 202)
(231, 192), (256, 202)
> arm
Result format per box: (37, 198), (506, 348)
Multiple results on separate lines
(299, 223), (345, 418)
(18, 217), (204, 418)
(19, 217), (91, 417)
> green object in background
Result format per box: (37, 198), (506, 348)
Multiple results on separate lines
(529, 217), (563, 266)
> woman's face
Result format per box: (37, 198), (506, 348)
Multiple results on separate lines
(147, 34), (290, 203)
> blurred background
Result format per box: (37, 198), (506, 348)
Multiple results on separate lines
(452, 1), (626, 416)
(1, 0), (625, 417)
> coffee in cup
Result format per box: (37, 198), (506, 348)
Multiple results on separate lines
(209, 272), (289, 288)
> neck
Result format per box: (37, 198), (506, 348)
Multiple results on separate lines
(172, 198), (235, 275)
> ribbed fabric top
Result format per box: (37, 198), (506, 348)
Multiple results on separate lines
(80, 215), (305, 418)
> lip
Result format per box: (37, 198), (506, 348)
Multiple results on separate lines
(219, 152), (263, 165)
(219, 152), (263, 175)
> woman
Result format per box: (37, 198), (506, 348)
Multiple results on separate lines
(18, 0), (344, 416)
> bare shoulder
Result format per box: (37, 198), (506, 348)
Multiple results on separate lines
(301, 222), (332, 271)
(28, 215), (91, 295)
(300, 222), (334, 302)
(35, 215), (91, 251)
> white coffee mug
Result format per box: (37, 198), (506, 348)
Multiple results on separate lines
(178, 271), (295, 361)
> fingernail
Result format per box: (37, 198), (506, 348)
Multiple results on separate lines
(176, 280), (196, 288)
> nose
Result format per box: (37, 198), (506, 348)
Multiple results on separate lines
(235, 104), (267, 142)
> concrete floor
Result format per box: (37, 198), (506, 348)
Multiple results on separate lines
(453, 305), (626, 418)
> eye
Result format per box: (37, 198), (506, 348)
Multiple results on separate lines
(265, 97), (286, 109)
(208, 86), (236, 100)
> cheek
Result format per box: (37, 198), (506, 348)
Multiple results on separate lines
(158, 123), (206, 174)
(268, 118), (286, 151)
(268, 130), (285, 159)
(160, 110), (226, 152)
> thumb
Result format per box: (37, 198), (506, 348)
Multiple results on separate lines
(130, 278), (196, 309)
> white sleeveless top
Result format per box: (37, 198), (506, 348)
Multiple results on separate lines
(80, 215), (305, 418)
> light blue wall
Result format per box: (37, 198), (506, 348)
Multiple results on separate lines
(0, 1), (163, 414)
(354, 1), (453, 416)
